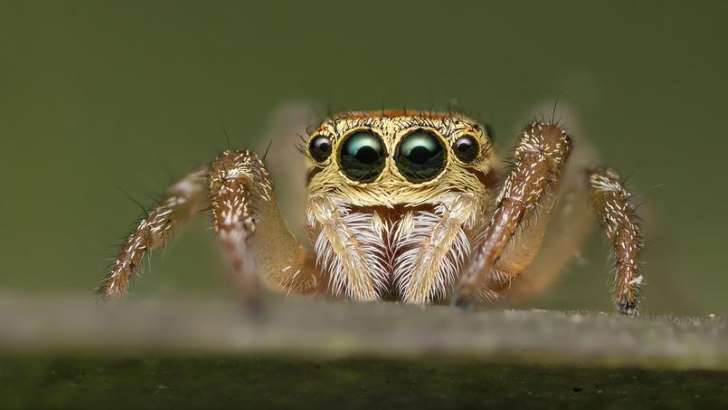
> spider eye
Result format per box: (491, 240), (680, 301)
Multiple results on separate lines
(309, 135), (332, 162)
(339, 131), (387, 182)
(395, 129), (446, 183)
(453, 134), (479, 162)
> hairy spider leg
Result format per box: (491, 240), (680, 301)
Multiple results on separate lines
(497, 165), (643, 315)
(498, 135), (596, 304)
(453, 122), (644, 315)
(209, 150), (322, 308)
(98, 168), (209, 298)
(453, 122), (572, 305)
(587, 167), (644, 314)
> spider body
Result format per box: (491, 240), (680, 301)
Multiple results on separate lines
(305, 112), (494, 304)
(100, 109), (644, 314)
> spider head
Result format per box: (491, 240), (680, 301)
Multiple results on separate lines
(304, 111), (498, 208)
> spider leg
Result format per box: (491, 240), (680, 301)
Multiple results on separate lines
(98, 168), (209, 298)
(499, 145), (645, 315)
(587, 167), (644, 315)
(209, 150), (322, 308)
(453, 121), (571, 306)
(496, 135), (597, 302)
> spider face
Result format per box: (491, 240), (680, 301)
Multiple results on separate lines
(301, 111), (502, 302)
(304, 111), (496, 209)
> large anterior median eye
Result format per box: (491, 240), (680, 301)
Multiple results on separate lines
(339, 131), (387, 182)
(395, 129), (446, 183)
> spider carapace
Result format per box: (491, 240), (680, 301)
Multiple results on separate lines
(99, 110), (644, 314)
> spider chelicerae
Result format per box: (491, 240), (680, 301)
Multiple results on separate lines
(99, 107), (644, 315)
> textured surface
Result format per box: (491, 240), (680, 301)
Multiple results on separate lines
(1, 296), (727, 409)
(1, 296), (726, 370)
(2, 357), (727, 410)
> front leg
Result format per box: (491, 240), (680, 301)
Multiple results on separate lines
(453, 122), (571, 305)
(209, 150), (322, 307)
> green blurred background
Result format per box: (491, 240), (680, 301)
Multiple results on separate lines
(1, 1), (726, 315)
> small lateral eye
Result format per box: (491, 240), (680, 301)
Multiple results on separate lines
(452, 134), (479, 162)
(309, 135), (332, 162)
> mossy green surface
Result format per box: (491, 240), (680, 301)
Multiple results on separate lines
(2, 356), (727, 410)
(1, 297), (727, 408)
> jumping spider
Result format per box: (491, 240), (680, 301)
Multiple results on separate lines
(99, 110), (644, 314)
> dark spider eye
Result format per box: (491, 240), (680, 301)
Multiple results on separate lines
(395, 129), (446, 183)
(309, 135), (332, 162)
(453, 134), (479, 162)
(339, 131), (386, 182)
